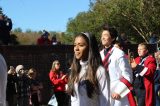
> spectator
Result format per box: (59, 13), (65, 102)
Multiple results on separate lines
(65, 59), (73, 106)
(51, 35), (58, 45)
(114, 40), (130, 60)
(114, 40), (124, 50)
(117, 32), (131, 45)
(49, 60), (68, 106)
(154, 51), (160, 106)
(6, 66), (18, 106)
(67, 32), (110, 106)
(131, 43), (157, 106)
(28, 68), (43, 106)
(149, 33), (158, 44)
(0, 11), (12, 45)
(100, 24), (136, 106)
(16, 65), (31, 106)
(0, 53), (7, 106)
(37, 30), (51, 45)
(155, 51), (160, 69)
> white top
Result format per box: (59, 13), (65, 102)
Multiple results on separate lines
(0, 54), (7, 106)
(71, 60), (110, 106)
(100, 47), (133, 106)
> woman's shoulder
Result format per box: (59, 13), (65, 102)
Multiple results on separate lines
(49, 70), (56, 75)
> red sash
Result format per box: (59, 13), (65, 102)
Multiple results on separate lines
(103, 47), (137, 106)
(102, 47), (113, 71)
(120, 77), (137, 106)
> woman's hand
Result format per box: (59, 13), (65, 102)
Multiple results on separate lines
(130, 59), (137, 70)
(61, 75), (67, 80)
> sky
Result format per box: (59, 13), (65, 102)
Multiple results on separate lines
(0, 0), (90, 32)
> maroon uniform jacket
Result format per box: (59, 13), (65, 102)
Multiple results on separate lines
(134, 55), (156, 106)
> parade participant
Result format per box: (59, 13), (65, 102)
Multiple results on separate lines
(131, 43), (157, 106)
(67, 32), (110, 106)
(100, 24), (136, 106)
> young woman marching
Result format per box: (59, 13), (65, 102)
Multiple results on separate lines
(67, 32), (110, 106)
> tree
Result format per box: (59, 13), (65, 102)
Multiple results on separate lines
(60, 32), (74, 45)
(66, 0), (160, 43)
(108, 0), (160, 43)
(13, 28), (23, 33)
(25, 29), (32, 33)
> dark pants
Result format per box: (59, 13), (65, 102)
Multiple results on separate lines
(134, 89), (146, 106)
(55, 91), (67, 106)
(17, 97), (29, 106)
(66, 94), (71, 106)
(31, 93), (40, 106)
(154, 84), (160, 106)
(6, 94), (17, 106)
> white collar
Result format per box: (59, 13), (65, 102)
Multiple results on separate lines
(80, 60), (88, 66)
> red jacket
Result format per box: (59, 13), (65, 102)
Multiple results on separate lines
(37, 37), (51, 45)
(49, 70), (68, 92)
(134, 55), (156, 106)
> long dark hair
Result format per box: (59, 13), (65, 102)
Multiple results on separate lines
(67, 32), (103, 98)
